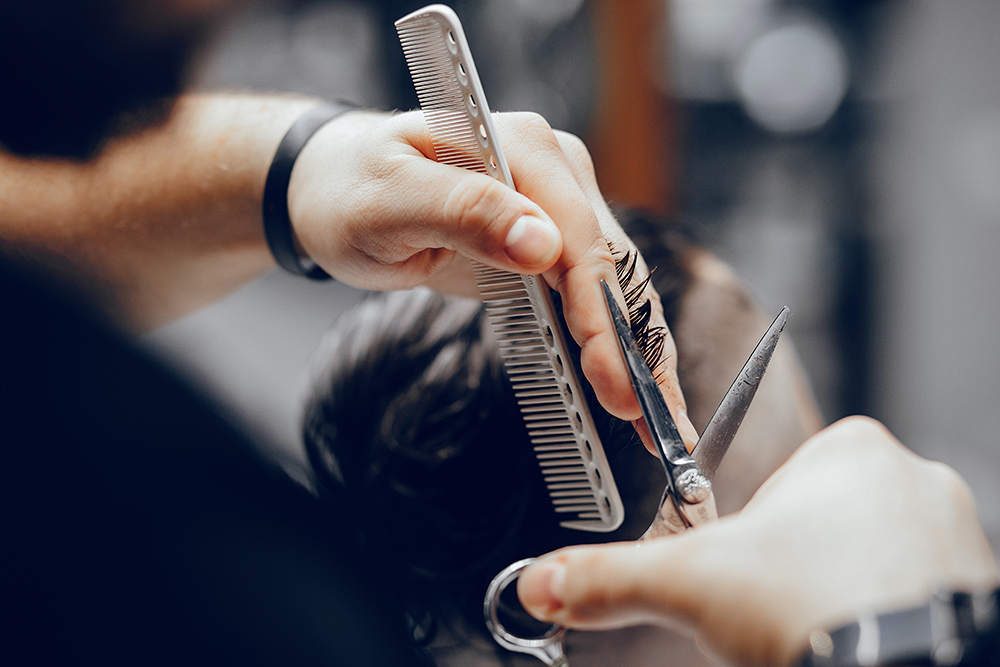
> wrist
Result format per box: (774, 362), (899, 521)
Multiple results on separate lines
(284, 108), (385, 278)
(262, 101), (357, 279)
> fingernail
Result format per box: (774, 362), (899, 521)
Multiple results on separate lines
(504, 215), (559, 267)
(519, 561), (567, 615)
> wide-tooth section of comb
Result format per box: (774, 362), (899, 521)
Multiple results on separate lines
(474, 264), (622, 529)
(396, 5), (623, 531)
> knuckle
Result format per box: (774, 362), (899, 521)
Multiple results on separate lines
(927, 460), (977, 508)
(834, 415), (892, 449)
(511, 112), (558, 149)
(514, 110), (553, 132)
(839, 414), (888, 437)
(802, 415), (887, 460)
(554, 130), (593, 167)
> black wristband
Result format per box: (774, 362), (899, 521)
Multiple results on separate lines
(798, 588), (1000, 666)
(262, 101), (355, 280)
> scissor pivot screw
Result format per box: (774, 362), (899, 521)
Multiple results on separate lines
(677, 469), (711, 504)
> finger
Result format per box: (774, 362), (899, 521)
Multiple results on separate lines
(552, 130), (698, 448)
(291, 111), (566, 289)
(488, 114), (644, 419)
(603, 232), (698, 453)
(383, 160), (565, 274)
(516, 527), (801, 665)
(328, 159), (564, 288)
(517, 539), (705, 631)
(389, 111), (567, 272)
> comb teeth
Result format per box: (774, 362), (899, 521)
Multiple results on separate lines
(397, 14), (499, 178)
(476, 264), (623, 530)
(396, 5), (623, 532)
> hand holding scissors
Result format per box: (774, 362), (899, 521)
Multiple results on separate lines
(484, 280), (790, 665)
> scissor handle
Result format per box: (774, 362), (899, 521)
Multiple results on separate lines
(484, 558), (568, 665)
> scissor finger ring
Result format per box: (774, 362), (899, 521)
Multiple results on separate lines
(484, 558), (569, 666)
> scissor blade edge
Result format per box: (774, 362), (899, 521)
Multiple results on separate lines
(693, 306), (789, 481)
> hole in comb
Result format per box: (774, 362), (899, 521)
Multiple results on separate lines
(447, 30), (456, 44)
(489, 155), (497, 170)
(574, 412), (583, 429)
(582, 439), (593, 462)
(563, 383), (573, 404)
(554, 354), (564, 375)
(478, 124), (488, 143)
(594, 468), (603, 488)
(544, 326), (554, 346)
(602, 495), (612, 515)
(459, 62), (466, 76)
(469, 93), (476, 108)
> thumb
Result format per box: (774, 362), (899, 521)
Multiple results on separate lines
(433, 169), (563, 272)
(516, 539), (705, 632)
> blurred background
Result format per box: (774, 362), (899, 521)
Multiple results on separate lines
(146, 0), (1000, 553)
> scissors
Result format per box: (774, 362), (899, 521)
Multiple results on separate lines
(484, 279), (790, 665)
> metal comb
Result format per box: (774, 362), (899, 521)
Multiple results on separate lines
(395, 4), (624, 532)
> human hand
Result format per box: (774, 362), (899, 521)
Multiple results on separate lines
(517, 416), (999, 666)
(287, 108), (695, 438)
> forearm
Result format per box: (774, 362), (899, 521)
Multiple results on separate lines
(0, 93), (318, 330)
(0, 97), (700, 431)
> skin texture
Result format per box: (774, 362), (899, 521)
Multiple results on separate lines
(299, 213), (826, 666)
(289, 108), (696, 438)
(0, 95), (311, 327)
(518, 416), (999, 666)
(10, 4), (994, 667)
(0, 96), (695, 432)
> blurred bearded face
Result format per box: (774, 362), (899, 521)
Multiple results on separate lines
(0, 1), (238, 159)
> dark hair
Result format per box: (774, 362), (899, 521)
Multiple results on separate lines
(303, 211), (695, 648)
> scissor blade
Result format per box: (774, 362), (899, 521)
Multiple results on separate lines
(601, 280), (688, 466)
(694, 306), (789, 481)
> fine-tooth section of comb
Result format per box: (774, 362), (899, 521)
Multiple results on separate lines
(396, 4), (624, 532)
(396, 5), (509, 182)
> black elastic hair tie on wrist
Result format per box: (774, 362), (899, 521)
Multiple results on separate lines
(263, 101), (355, 280)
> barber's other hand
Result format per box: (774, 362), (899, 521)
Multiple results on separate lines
(517, 416), (999, 666)
(287, 109), (694, 438)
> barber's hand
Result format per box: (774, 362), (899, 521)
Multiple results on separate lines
(287, 109), (695, 439)
(517, 416), (999, 666)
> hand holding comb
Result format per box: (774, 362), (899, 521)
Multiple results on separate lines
(396, 4), (624, 532)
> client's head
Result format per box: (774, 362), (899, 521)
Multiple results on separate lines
(303, 290), (637, 643)
(303, 210), (822, 664)
(302, 211), (697, 653)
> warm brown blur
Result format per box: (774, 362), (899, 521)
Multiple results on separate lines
(587, 0), (676, 216)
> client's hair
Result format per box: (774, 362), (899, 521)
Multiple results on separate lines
(302, 212), (695, 649)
